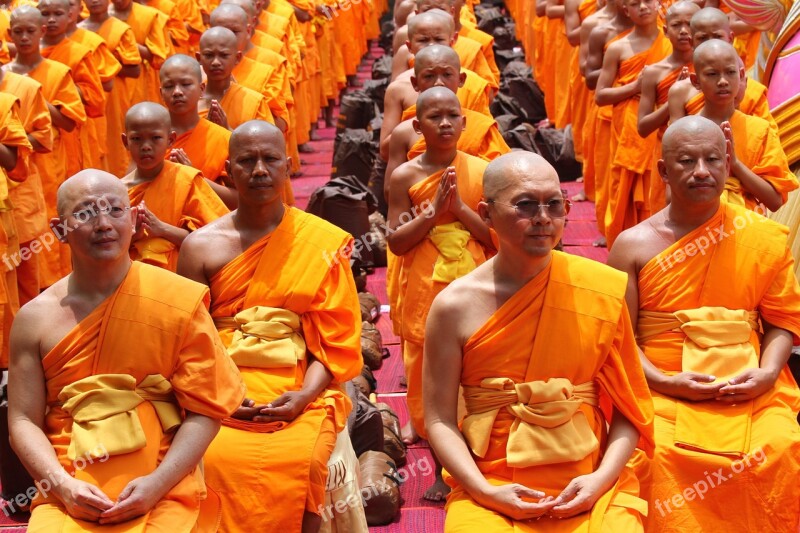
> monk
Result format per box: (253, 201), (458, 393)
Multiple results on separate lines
(690, 40), (795, 212)
(381, 43), (491, 160)
(196, 27), (274, 130)
(177, 120), (363, 532)
(452, 0), (499, 83)
(142, 0), (190, 54)
(8, 170), (245, 530)
(122, 103), (229, 272)
(637, 0), (698, 212)
(159, 54), (236, 209)
(7, 5), (87, 288)
(595, 0), (671, 247)
(79, 0), (142, 177)
(608, 115), (800, 532)
(425, 151), (655, 530)
(387, 86), (495, 497)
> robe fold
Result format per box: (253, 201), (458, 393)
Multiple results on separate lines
(458, 24), (500, 84)
(204, 207), (362, 532)
(445, 251), (655, 532)
(570, 0), (598, 163)
(127, 161), (229, 272)
(199, 82), (274, 130)
(170, 119), (231, 183)
(123, 3), (172, 105)
(636, 200), (800, 532)
(453, 35), (499, 89)
(398, 151), (490, 437)
(28, 261), (244, 530)
(407, 108), (510, 162)
(648, 66), (682, 213)
(242, 45), (291, 123)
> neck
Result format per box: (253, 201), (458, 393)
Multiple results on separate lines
(242, 41), (254, 53)
(90, 11), (110, 23)
(233, 199), (285, 236)
(666, 198), (720, 233)
(205, 77), (232, 97)
(66, 23), (78, 35)
(671, 47), (692, 65)
(69, 257), (132, 302)
(633, 20), (659, 38)
(135, 161), (164, 181)
(15, 51), (43, 67)
(493, 248), (552, 290)
(42, 33), (66, 46)
(169, 111), (201, 133)
(420, 146), (458, 168)
(699, 100), (735, 123)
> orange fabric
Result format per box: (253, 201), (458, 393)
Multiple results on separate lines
(28, 261), (244, 529)
(145, 0), (190, 54)
(647, 67), (683, 214)
(570, 0), (599, 163)
(123, 3), (172, 105)
(604, 31), (671, 247)
(398, 152), (490, 436)
(636, 201), (800, 532)
(685, 77), (776, 131)
(444, 251), (654, 531)
(199, 82), (275, 129)
(458, 24), (500, 86)
(552, 18), (573, 129)
(127, 161), (229, 271)
(407, 108), (510, 161)
(453, 34), (499, 89)
(204, 207), (362, 531)
(170, 119), (231, 182)
(241, 46), (290, 122)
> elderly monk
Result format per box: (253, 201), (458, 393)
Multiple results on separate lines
(7, 170), (244, 530)
(177, 121), (363, 532)
(122, 103), (229, 272)
(387, 85), (494, 498)
(608, 115), (800, 532)
(425, 151), (655, 531)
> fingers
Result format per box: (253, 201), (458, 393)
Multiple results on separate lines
(715, 393), (751, 403)
(514, 485), (546, 501)
(553, 480), (579, 505)
(242, 398), (256, 407)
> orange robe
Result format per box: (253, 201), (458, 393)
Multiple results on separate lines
(241, 45), (291, 123)
(407, 108), (511, 162)
(170, 119), (231, 183)
(636, 200), (800, 532)
(27, 59), (87, 287)
(145, 0), (190, 53)
(458, 24), (500, 87)
(550, 16), (574, 129)
(128, 161), (229, 271)
(0, 73), (51, 307)
(95, 17), (142, 177)
(604, 31), (671, 248)
(123, 2), (172, 105)
(453, 35), (499, 89)
(685, 77), (776, 131)
(199, 82), (275, 129)
(204, 207), (362, 531)
(445, 251), (655, 531)
(648, 66), (682, 213)
(28, 261), (245, 529)
(398, 151), (491, 437)
(569, 0), (598, 163)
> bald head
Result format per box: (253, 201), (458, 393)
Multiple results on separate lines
(200, 26), (239, 49)
(690, 7), (731, 43)
(160, 54), (203, 81)
(415, 0), (454, 12)
(394, 0), (416, 25)
(693, 38), (738, 69)
(230, 120), (285, 155)
(408, 9), (454, 37)
(38, 0), (70, 9)
(57, 170), (129, 218)
(210, 4), (250, 27)
(666, 0), (699, 21)
(483, 152), (558, 201)
(662, 115), (725, 157)
(125, 102), (171, 131)
(221, 0), (257, 17)
(10, 4), (43, 25)
(414, 44), (460, 73)
(415, 86), (460, 115)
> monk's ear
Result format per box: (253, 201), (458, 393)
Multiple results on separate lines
(412, 118), (421, 134)
(477, 200), (492, 225)
(284, 156), (292, 177)
(458, 71), (466, 88)
(460, 114), (466, 130)
(121, 132), (129, 150)
(657, 159), (668, 184)
(50, 217), (68, 243)
(450, 33), (457, 45)
(225, 158), (232, 178)
(689, 72), (699, 90)
(195, 51), (202, 63)
(168, 130), (177, 147)
(235, 50), (243, 65)
(405, 39), (412, 51)
(410, 75), (419, 91)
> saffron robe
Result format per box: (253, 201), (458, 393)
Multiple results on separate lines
(458, 24), (500, 87)
(648, 66), (683, 213)
(453, 35), (499, 89)
(122, 2), (172, 105)
(569, 0), (599, 162)
(636, 200), (800, 532)
(242, 45), (291, 123)
(127, 161), (229, 272)
(28, 261), (245, 530)
(170, 119), (231, 183)
(145, 0), (190, 54)
(204, 207), (362, 531)
(199, 82), (275, 129)
(444, 251), (655, 532)
(407, 109), (510, 162)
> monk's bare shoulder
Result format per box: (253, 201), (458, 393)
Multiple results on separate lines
(13, 278), (70, 356)
(609, 211), (668, 274)
(431, 260), (497, 345)
(391, 151), (426, 188)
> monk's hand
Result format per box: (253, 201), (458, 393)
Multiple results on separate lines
(98, 475), (165, 524)
(138, 202), (169, 238)
(444, 167), (465, 215)
(293, 4), (312, 22)
(131, 203), (149, 242)
(55, 476), (115, 522)
(232, 397), (268, 420)
(476, 484), (555, 521)
(548, 472), (611, 519)
(662, 372), (725, 401)
(207, 100), (230, 130)
(716, 368), (779, 403)
(168, 148), (192, 167)
(721, 121), (738, 167)
(432, 167), (455, 218)
(255, 390), (312, 422)
(678, 66), (690, 81)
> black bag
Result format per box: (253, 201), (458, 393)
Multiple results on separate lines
(332, 129), (377, 185)
(492, 23), (517, 50)
(503, 61), (547, 124)
(378, 21), (395, 53)
(494, 48), (526, 71)
(359, 451), (402, 526)
(494, 113), (524, 134)
(490, 92), (527, 120)
(362, 78), (390, 111)
(372, 55), (393, 80)
(503, 122), (538, 152)
(534, 125), (582, 181)
(368, 157), (388, 217)
(475, 6), (506, 33)
(337, 91), (377, 132)
(347, 384), (385, 457)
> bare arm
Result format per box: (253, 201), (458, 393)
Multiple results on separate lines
(595, 45), (641, 106)
(380, 83), (405, 161)
(546, 0), (565, 19)
(204, 179), (239, 210)
(637, 67), (668, 137)
(28, 135), (46, 153)
(176, 233), (212, 286)
(564, 0), (582, 46)
(118, 64), (141, 78)
(385, 165), (443, 256)
(0, 144), (17, 171)
(391, 47), (411, 81)
(584, 28), (608, 90)
(137, 44), (153, 62)
(536, 0), (547, 17)
(667, 76), (692, 123)
(48, 103), (77, 132)
(383, 124), (414, 201)
(255, 358), (333, 421)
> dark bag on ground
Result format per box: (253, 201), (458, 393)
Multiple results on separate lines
(503, 122), (538, 152)
(368, 157), (388, 217)
(352, 365), (377, 396)
(337, 92), (376, 132)
(362, 78), (390, 112)
(534, 125), (582, 181)
(359, 291), (381, 323)
(347, 383), (384, 457)
(494, 113), (523, 135)
(361, 321), (384, 370)
(475, 6), (506, 33)
(379, 21), (395, 53)
(492, 23), (517, 50)
(367, 211), (387, 267)
(332, 129), (377, 185)
(359, 451), (402, 526)
(372, 55), (393, 80)
(502, 61), (547, 124)
(494, 48), (526, 71)
(373, 399), (406, 466)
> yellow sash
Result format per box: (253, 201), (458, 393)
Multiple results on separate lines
(429, 221), (477, 283)
(215, 306), (306, 369)
(130, 237), (175, 267)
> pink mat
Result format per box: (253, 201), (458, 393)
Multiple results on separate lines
(373, 343), (405, 394)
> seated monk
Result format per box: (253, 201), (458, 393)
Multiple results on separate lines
(667, 7), (776, 130)
(159, 54), (237, 210)
(387, 84), (495, 499)
(608, 115), (800, 532)
(690, 40), (795, 212)
(424, 151), (655, 530)
(380, 42), (491, 160)
(7, 169), (244, 530)
(122, 102), (229, 272)
(196, 27), (274, 129)
(177, 120), (363, 532)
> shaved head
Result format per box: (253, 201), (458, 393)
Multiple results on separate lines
(200, 26), (238, 49)
(662, 115), (725, 157)
(125, 102), (171, 131)
(160, 54), (203, 81)
(394, 0), (416, 25)
(210, 4), (250, 26)
(415, 0), (454, 11)
(693, 38), (738, 69)
(221, 0), (257, 17)
(230, 120), (285, 155)
(416, 86), (459, 115)
(10, 5), (43, 24)
(57, 170), (129, 218)
(484, 152), (558, 201)
(414, 44), (460, 73)
(690, 7), (730, 32)
(408, 9), (454, 37)
(666, 0), (699, 20)
(38, 0), (70, 9)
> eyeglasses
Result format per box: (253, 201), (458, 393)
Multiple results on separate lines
(487, 198), (571, 218)
(70, 205), (131, 223)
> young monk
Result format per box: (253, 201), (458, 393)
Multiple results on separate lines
(8, 170), (244, 531)
(196, 27), (274, 130)
(122, 103), (229, 272)
(177, 120), (363, 533)
(381, 43), (491, 160)
(425, 151), (654, 529)
(637, 0), (698, 212)
(159, 54), (236, 209)
(595, 0), (671, 247)
(7, 5), (87, 287)
(608, 115), (800, 532)
(689, 40), (795, 211)
(387, 87), (496, 498)
(80, 0), (142, 177)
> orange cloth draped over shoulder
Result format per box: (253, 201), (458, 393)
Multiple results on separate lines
(127, 161), (229, 272)
(569, 0), (598, 163)
(27, 59), (87, 287)
(203, 207), (362, 532)
(28, 261), (245, 530)
(398, 151), (491, 438)
(604, 31), (671, 247)
(444, 251), (655, 531)
(458, 24), (500, 86)
(648, 66), (682, 213)
(407, 108), (510, 161)
(199, 82), (275, 129)
(241, 45), (291, 124)
(94, 18), (142, 177)
(170, 119), (231, 183)
(453, 35), (499, 90)
(124, 2), (172, 105)
(636, 200), (800, 532)
(146, 0), (190, 54)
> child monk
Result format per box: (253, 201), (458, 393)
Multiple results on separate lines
(122, 102), (229, 272)
(80, 0), (142, 177)
(387, 86), (495, 500)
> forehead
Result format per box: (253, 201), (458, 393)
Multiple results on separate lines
(126, 115), (170, 132)
(10, 13), (41, 26)
(665, 131), (725, 155)
(160, 62), (200, 80)
(200, 35), (237, 49)
(410, 19), (450, 35)
(666, 6), (696, 20)
(695, 49), (737, 68)
(213, 13), (247, 27)
(497, 172), (561, 199)
(39, 0), (69, 10)
(231, 131), (285, 154)
(419, 93), (460, 112)
(416, 57), (458, 69)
